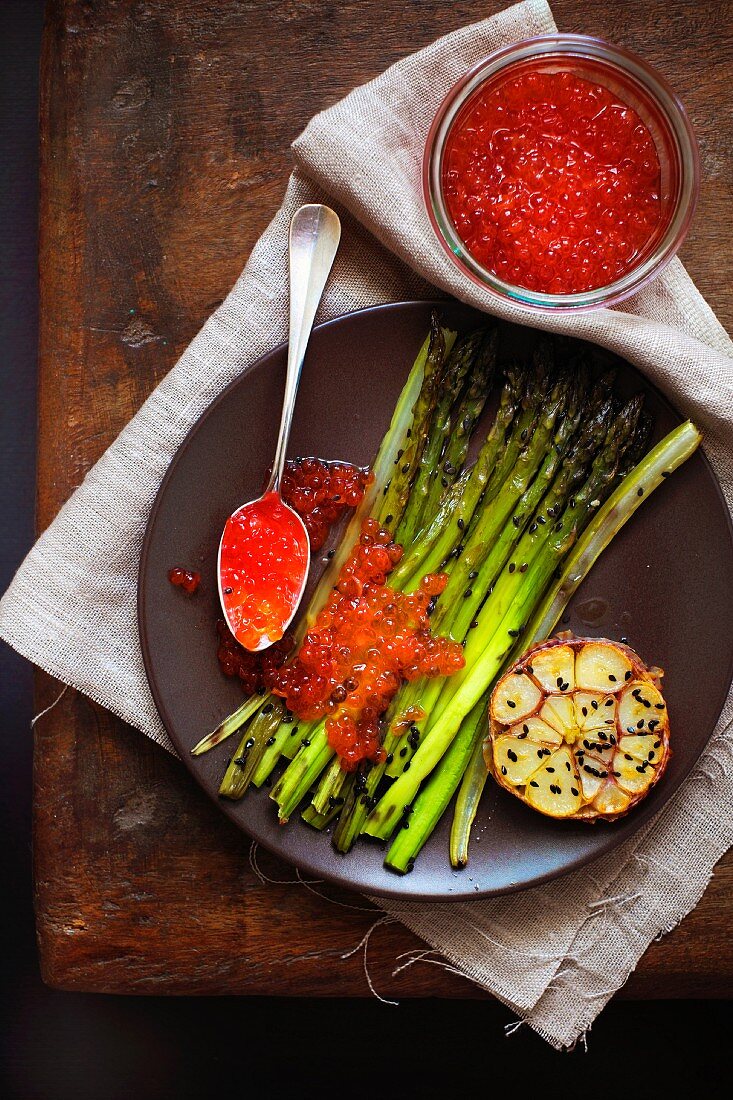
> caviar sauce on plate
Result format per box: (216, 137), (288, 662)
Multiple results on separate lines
(219, 491), (310, 652)
(442, 69), (662, 294)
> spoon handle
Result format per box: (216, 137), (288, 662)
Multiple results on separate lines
(267, 204), (341, 494)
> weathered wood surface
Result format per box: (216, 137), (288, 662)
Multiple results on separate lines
(36, 0), (733, 997)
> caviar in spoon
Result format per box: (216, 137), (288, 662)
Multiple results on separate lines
(217, 204), (341, 651)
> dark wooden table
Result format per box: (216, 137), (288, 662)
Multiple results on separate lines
(35, 0), (733, 999)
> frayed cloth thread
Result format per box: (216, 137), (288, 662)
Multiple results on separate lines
(31, 684), (69, 728)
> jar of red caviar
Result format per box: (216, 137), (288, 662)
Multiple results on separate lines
(424, 35), (699, 312)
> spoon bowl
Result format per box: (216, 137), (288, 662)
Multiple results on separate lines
(218, 204), (341, 651)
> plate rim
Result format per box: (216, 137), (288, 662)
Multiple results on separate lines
(138, 297), (733, 900)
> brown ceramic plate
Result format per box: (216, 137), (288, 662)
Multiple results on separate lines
(138, 300), (733, 900)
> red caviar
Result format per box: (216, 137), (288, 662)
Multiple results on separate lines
(219, 491), (309, 651)
(443, 69), (662, 294)
(281, 458), (372, 551)
(272, 518), (465, 769)
(215, 618), (294, 695)
(168, 567), (200, 594)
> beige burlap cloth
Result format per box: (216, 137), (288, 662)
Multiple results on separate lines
(2, 0), (733, 1048)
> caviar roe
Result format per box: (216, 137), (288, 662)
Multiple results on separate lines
(215, 618), (294, 696)
(168, 567), (201, 594)
(219, 491), (310, 651)
(281, 457), (372, 551)
(272, 518), (465, 770)
(443, 69), (662, 294)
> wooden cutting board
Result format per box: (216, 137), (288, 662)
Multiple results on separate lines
(35, 0), (733, 998)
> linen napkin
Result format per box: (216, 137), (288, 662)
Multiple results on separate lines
(3, 0), (733, 1048)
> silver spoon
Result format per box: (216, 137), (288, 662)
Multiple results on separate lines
(218, 204), (341, 652)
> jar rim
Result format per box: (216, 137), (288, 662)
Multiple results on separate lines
(423, 34), (700, 312)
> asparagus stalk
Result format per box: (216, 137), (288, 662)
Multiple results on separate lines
(429, 368), (571, 632)
(250, 716), (317, 786)
(270, 722), (333, 822)
(522, 420), (702, 646)
(378, 316), (454, 532)
(449, 734), (489, 869)
(395, 329), (484, 545)
(301, 803), (340, 829)
(389, 363), (522, 589)
(417, 328), (498, 529)
(191, 693), (265, 755)
(218, 698), (286, 799)
(384, 697), (487, 874)
(311, 755), (349, 815)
